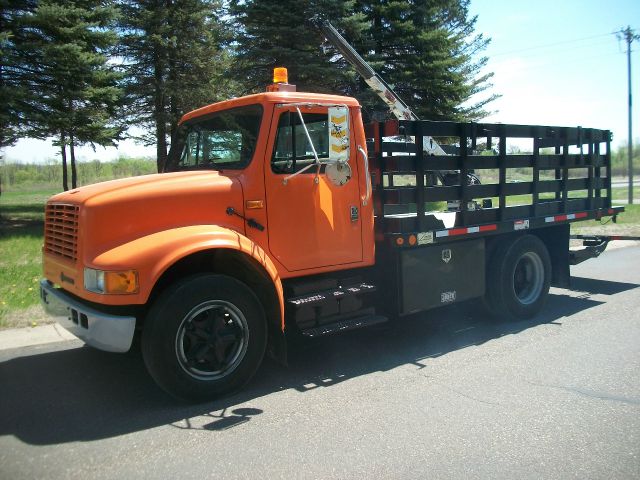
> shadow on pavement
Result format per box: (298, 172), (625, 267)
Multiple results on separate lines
(0, 277), (637, 445)
(569, 276), (639, 296)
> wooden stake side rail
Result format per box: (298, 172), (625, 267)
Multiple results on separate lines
(365, 119), (617, 237)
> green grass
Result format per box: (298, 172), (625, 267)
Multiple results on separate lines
(611, 187), (640, 201)
(572, 203), (640, 235)
(613, 203), (640, 224)
(0, 188), (61, 207)
(0, 188), (59, 327)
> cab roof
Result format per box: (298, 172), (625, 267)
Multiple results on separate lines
(180, 91), (361, 125)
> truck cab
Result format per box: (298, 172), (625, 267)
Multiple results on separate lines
(167, 90), (375, 274)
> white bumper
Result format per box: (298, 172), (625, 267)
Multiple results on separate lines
(39, 280), (136, 353)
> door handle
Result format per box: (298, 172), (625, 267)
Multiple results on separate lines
(357, 146), (371, 206)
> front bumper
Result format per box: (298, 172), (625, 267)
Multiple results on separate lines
(39, 280), (136, 353)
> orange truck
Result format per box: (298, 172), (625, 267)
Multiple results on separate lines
(39, 67), (626, 401)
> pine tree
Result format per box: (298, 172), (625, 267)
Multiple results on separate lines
(353, 0), (497, 121)
(1, 0), (123, 190)
(119, 0), (233, 171)
(230, 0), (367, 96)
(230, 0), (495, 122)
(0, 0), (37, 148)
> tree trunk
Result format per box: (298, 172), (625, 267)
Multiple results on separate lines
(69, 131), (77, 189)
(168, 35), (179, 171)
(154, 52), (168, 172)
(60, 132), (69, 191)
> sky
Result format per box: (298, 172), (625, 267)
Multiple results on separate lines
(1, 0), (639, 164)
(468, 0), (639, 148)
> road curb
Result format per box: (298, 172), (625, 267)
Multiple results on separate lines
(0, 323), (78, 351)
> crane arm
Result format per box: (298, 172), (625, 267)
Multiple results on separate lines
(315, 19), (447, 156)
(315, 20), (416, 122)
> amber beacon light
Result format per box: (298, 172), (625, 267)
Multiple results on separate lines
(267, 67), (296, 92)
(273, 67), (288, 84)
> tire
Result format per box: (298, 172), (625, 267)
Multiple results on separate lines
(484, 235), (551, 320)
(142, 274), (267, 402)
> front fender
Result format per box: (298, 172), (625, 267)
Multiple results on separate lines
(87, 225), (284, 329)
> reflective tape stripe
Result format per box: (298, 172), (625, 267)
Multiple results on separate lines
(435, 224), (497, 238)
(545, 212), (588, 223)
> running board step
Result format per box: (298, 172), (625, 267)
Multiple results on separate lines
(287, 282), (376, 307)
(302, 315), (388, 338)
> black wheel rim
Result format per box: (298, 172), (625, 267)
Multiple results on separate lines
(175, 300), (249, 380)
(512, 252), (544, 305)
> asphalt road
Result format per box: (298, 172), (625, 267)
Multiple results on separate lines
(1, 246), (639, 479)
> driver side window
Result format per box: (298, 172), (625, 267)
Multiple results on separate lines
(271, 112), (329, 174)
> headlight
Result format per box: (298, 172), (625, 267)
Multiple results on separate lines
(84, 268), (138, 294)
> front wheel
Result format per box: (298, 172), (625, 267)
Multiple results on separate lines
(484, 235), (552, 320)
(142, 274), (267, 402)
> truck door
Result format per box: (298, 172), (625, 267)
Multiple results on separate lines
(264, 105), (363, 271)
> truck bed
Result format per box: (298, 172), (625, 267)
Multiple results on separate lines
(366, 120), (622, 244)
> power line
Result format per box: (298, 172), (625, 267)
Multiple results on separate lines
(490, 32), (614, 57)
(485, 51), (623, 73)
(491, 39), (620, 61)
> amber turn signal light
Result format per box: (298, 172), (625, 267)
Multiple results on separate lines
(84, 268), (139, 294)
(104, 270), (139, 294)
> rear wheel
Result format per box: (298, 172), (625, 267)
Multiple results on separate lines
(142, 274), (266, 402)
(484, 235), (551, 320)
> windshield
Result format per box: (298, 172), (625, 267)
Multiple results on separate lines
(167, 104), (263, 172)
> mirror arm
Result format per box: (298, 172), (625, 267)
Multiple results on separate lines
(282, 161), (321, 184)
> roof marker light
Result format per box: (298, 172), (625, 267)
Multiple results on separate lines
(273, 67), (288, 84)
(267, 67), (296, 92)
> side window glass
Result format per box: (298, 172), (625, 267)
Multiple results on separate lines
(271, 112), (329, 174)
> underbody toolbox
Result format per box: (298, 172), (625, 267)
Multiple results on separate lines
(400, 238), (484, 314)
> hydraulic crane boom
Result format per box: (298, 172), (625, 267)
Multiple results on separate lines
(315, 19), (447, 156)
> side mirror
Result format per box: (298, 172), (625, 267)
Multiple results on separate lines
(328, 106), (350, 163)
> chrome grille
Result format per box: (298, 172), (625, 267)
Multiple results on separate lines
(44, 203), (79, 262)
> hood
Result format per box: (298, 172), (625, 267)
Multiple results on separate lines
(48, 171), (245, 261)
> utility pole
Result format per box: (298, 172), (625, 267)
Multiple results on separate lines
(617, 26), (639, 204)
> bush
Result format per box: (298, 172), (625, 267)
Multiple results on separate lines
(0, 157), (157, 192)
